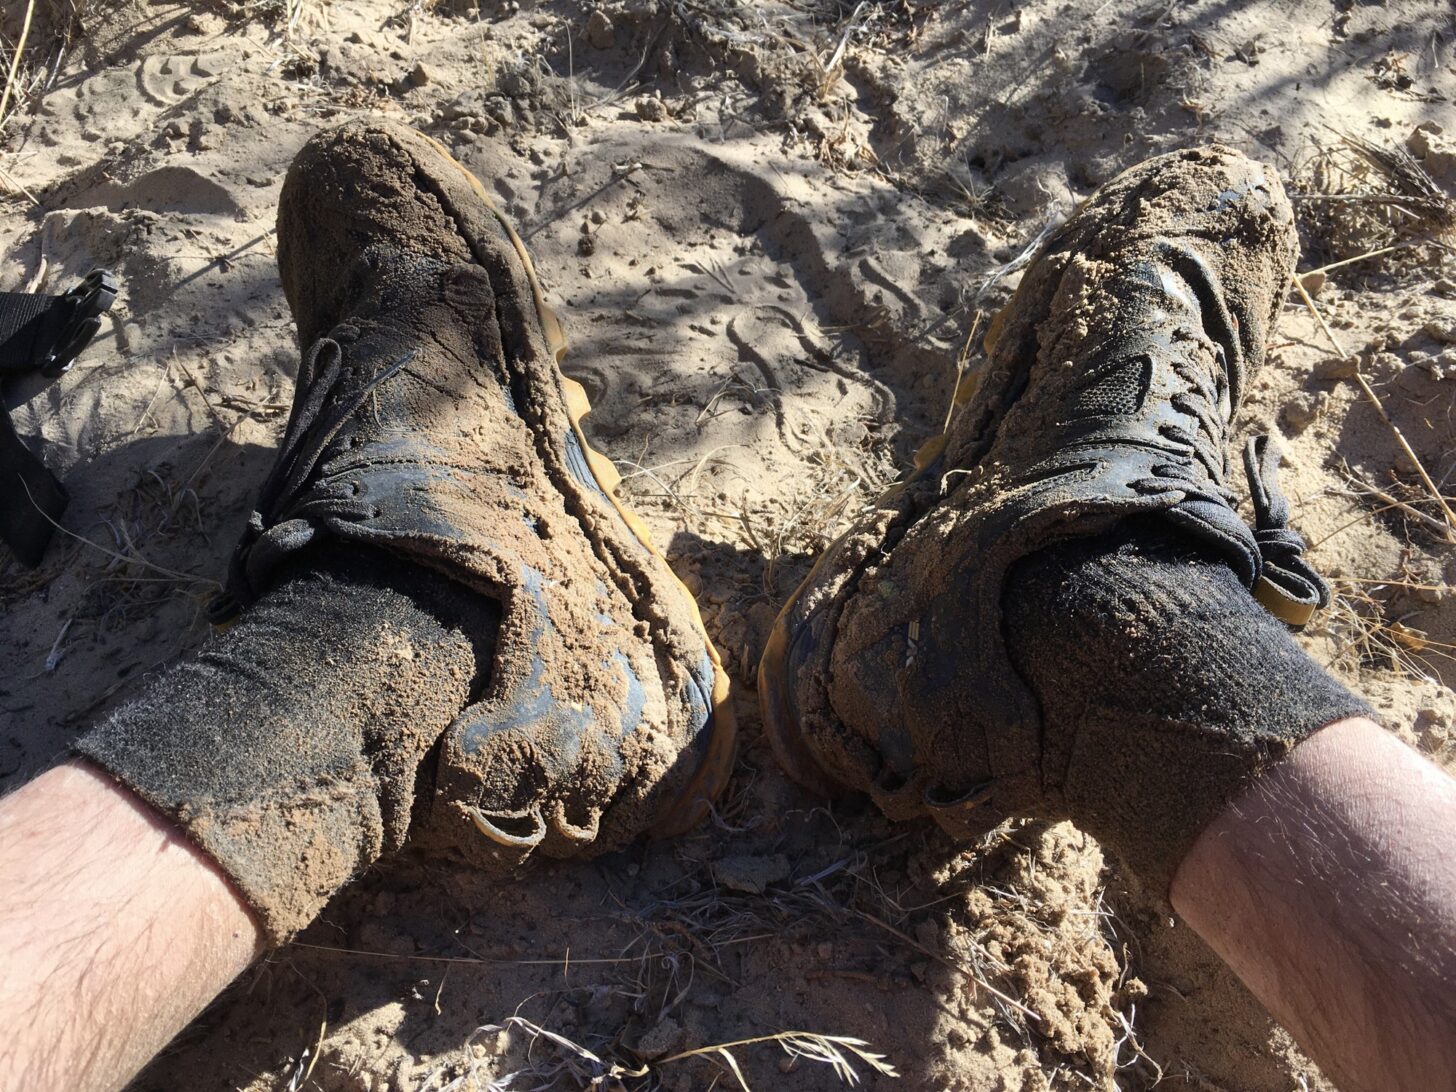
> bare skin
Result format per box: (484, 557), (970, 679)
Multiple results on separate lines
(1172, 716), (1456, 1092)
(0, 761), (260, 1092)
(1, 719), (1453, 1091)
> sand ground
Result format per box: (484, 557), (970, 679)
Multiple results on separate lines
(1, 1), (1454, 1089)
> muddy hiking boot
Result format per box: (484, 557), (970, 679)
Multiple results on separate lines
(80, 122), (735, 938)
(240, 121), (736, 856)
(760, 145), (1366, 894)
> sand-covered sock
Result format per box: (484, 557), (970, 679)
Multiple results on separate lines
(74, 548), (498, 943)
(1002, 516), (1369, 897)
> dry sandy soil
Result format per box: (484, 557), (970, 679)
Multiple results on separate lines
(1, 0), (1454, 1089)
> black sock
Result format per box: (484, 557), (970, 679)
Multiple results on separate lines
(1002, 517), (1368, 895)
(76, 548), (499, 938)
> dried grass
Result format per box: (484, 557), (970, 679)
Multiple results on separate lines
(0, 0), (85, 173)
(0, 0), (37, 136)
(243, 0), (332, 71)
(1320, 578), (1455, 683)
(433, 1017), (899, 1091)
(244, 0), (330, 40)
(1292, 133), (1456, 274)
(1290, 273), (1456, 543)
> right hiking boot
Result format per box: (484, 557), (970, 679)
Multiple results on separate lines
(215, 121), (735, 864)
(759, 145), (1328, 834)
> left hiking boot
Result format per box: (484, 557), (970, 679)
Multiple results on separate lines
(218, 121), (735, 863)
(759, 145), (1340, 859)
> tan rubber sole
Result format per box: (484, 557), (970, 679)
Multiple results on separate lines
(419, 132), (738, 838)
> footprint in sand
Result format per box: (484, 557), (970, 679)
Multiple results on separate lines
(138, 54), (227, 106)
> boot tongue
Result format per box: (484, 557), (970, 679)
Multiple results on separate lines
(233, 253), (498, 590)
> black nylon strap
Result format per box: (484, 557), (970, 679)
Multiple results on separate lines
(0, 269), (117, 568)
(0, 407), (67, 567)
(0, 292), (62, 371)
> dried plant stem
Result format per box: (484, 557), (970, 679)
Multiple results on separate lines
(1291, 274), (1456, 542)
(1339, 471), (1456, 540)
(1299, 243), (1411, 277)
(479, 1016), (898, 1090)
(0, 0), (37, 134)
(16, 476), (219, 587)
(652, 1030), (895, 1071)
(1295, 193), (1432, 208)
(942, 310), (983, 435)
(1339, 577), (1447, 591)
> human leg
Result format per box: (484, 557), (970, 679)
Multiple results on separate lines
(0, 762), (257, 1092)
(1173, 717), (1456, 1092)
(1003, 519), (1456, 1090)
(71, 119), (734, 944)
(759, 144), (1337, 857)
(2, 548), (485, 1091)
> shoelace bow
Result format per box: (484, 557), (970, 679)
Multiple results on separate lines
(1163, 356), (1326, 626)
(1243, 433), (1328, 626)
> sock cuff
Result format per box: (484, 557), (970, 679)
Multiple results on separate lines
(1005, 519), (1370, 899)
